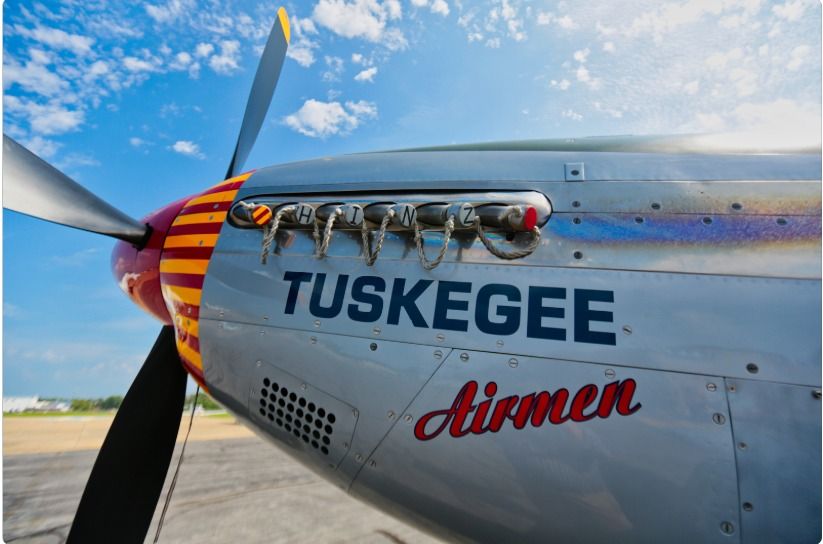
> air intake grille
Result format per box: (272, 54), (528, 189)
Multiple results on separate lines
(258, 377), (335, 455)
(249, 362), (356, 468)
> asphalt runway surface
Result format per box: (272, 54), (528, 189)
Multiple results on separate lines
(4, 434), (442, 543)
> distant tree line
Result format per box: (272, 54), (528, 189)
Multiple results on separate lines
(69, 396), (124, 411)
(184, 394), (220, 410)
(63, 393), (221, 412)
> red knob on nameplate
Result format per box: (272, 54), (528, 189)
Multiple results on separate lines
(252, 205), (273, 226)
(523, 206), (538, 230)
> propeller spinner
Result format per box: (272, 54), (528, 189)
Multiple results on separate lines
(3, 7), (291, 543)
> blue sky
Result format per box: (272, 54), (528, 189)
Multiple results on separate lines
(3, 0), (821, 397)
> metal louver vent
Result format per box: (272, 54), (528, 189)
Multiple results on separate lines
(249, 362), (356, 468)
(258, 377), (335, 455)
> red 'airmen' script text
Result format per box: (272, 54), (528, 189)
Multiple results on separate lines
(414, 379), (642, 440)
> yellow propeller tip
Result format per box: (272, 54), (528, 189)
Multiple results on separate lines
(278, 7), (290, 44)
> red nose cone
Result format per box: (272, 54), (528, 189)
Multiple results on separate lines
(111, 196), (190, 324)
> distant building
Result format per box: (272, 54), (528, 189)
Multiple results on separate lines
(3, 397), (70, 413)
(3, 396), (40, 413)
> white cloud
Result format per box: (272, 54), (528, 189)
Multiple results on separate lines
(556, 15), (575, 29)
(313, 0), (406, 47)
(787, 45), (810, 71)
(129, 137), (146, 147)
(3, 55), (67, 96)
(413, 0), (449, 16)
(145, 0), (194, 24)
(24, 136), (60, 158)
(602, 41), (615, 53)
(550, 79), (571, 90)
(772, 0), (811, 22)
(683, 80), (700, 94)
(536, 12), (553, 25)
(705, 47), (744, 70)
(13, 24), (94, 56)
(431, 0), (450, 16)
(561, 108), (583, 121)
(352, 53), (365, 64)
(283, 98), (377, 138)
(5, 96), (85, 135)
(123, 56), (160, 72)
(171, 140), (205, 158)
(195, 42), (214, 58)
(573, 48), (590, 63)
(287, 16), (320, 68)
(208, 40), (241, 75)
(322, 55), (345, 81)
(354, 66), (378, 82)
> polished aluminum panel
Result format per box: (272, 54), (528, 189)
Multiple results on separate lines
(241, 151), (820, 191)
(350, 350), (740, 543)
(199, 318), (446, 486)
(725, 378), (822, 543)
(201, 250), (820, 386)
(217, 199), (820, 278)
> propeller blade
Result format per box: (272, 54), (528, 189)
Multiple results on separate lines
(3, 134), (148, 245)
(67, 326), (187, 544)
(225, 7), (290, 179)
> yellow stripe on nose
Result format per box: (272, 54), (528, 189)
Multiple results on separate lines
(176, 340), (203, 369)
(184, 190), (239, 207)
(162, 285), (203, 306)
(164, 234), (220, 248)
(159, 259), (210, 275)
(172, 212), (227, 226)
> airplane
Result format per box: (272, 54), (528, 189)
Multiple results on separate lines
(3, 7), (821, 544)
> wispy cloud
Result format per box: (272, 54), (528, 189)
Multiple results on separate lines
(284, 99), (378, 138)
(171, 140), (205, 158)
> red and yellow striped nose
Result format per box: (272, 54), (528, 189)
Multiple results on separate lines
(159, 172), (253, 386)
(111, 172), (253, 388)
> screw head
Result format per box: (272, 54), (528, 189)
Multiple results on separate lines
(434, 350), (443, 360)
(372, 326), (381, 335)
(310, 336), (317, 344)
(403, 414), (413, 423)
(720, 521), (735, 535)
(813, 390), (821, 400)
(605, 368), (616, 379)
(436, 333), (445, 342)
(369, 459), (377, 468)
(706, 383), (717, 392)
(355, 454), (363, 463)
(369, 342), (378, 351)
(256, 360), (262, 368)
(301, 383), (307, 391)
(496, 339), (504, 347)
(508, 358), (518, 368)
(387, 411), (395, 419)
(622, 325), (632, 335)
(746, 363), (758, 374)
(742, 502), (753, 512)
(738, 442), (747, 450)
(460, 353), (470, 362)
(314, 320), (321, 328)
(712, 413), (726, 425)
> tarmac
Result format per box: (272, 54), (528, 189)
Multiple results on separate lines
(3, 416), (442, 543)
